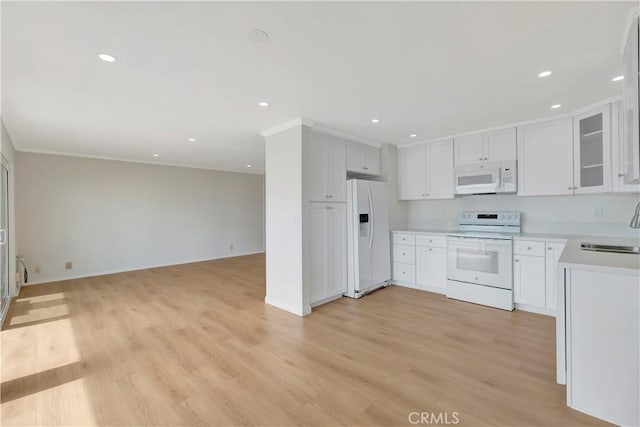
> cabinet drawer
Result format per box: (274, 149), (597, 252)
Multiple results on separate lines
(393, 263), (416, 283)
(393, 244), (415, 264)
(514, 240), (545, 257)
(393, 233), (416, 245)
(416, 235), (447, 248)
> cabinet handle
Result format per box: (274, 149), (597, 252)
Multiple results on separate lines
(567, 187), (572, 190)
(484, 157), (488, 160)
(527, 246), (532, 250)
(515, 259), (520, 263)
(428, 248), (432, 251)
(548, 247), (552, 250)
(478, 157), (483, 161)
(363, 166), (368, 170)
(402, 252), (406, 255)
(618, 173), (625, 178)
(326, 206), (333, 210)
(573, 186), (578, 190)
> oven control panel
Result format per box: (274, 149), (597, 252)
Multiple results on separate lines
(458, 211), (521, 227)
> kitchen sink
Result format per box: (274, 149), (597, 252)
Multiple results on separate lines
(581, 243), (640, 254)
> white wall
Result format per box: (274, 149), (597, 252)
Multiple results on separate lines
(264, 125), (307, 316)
(16, 152), (264, 284)
(404, 192), (640, 237)
(1, 121), (17, 295)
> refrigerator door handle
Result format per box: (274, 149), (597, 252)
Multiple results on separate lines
(368, 186), (374, 249)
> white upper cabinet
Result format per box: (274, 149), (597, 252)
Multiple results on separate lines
(517, 118), (574, 196)
(398, 143), (427, 200)
(306, 130), (346, 202)
(454, 127), (516, 166)
(454, 133), (484, 165)
(346, 140), (381, 176)
(612, 101), (640, 192)
(623, 16), (640, 185)
(398, 140), (454, 200)
(426, 139), (455, 199)
(573, 104), (611, 194)
(484, 127), (517, 162)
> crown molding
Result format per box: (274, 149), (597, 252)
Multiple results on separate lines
(14, 148), (263, 175)
(398, 95), (623, 148)
(310, 123), (382, 148)
(259, 118), (315, 137)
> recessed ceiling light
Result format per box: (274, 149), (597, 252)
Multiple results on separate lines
(371, 119), (380, 123)
(258, 101), (270, 107)
(246, 164), (252, 168)
(248, 29), (269, 43)
(538, 70), (552, 78)
(98, 53), (116, 62)
(551, 104), (562, 109)
(410, 134), (417, 138)
(611, 75), (624, 82)
(187, 138), (196, 142)
(152, 153), (160, 157)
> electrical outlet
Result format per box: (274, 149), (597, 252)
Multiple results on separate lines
(34, 266), (41, 274)
(593, 208), (604, 219)
(65, 261), (73, 270)
(229, 244), (234, 251)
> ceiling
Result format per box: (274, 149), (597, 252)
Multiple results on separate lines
(2, 1), (635, 174)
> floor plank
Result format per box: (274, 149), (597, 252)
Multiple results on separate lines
(1, 253), (608, 426)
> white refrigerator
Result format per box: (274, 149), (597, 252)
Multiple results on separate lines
(345, 179), (391, 298)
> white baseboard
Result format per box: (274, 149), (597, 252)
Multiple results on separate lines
(515, 303), (556, 317)
(23, 251), (265, 286)
(390, 280), (446, 295)
(310, 293), (343, 307)
(264, 296), (311, 317)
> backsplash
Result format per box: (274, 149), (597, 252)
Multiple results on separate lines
(403, 192), (640, 237)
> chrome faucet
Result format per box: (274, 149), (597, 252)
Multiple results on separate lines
(631, 201), (640, 228)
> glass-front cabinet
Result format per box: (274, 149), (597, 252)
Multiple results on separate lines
(573, 104), (612, 193)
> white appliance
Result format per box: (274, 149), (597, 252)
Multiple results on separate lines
(446, 211), (520, 310)
(454, 160), (517, 195)
(345, 179), (391, 298)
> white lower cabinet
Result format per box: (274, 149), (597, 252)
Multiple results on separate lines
(514, 254), (546, 308)
(392, 231), (447, 293)
(416, 246), (447, 291)
(308, 203), (347, 305)
(513, 239), (566, 315)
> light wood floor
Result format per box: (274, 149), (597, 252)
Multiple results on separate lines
(1, 253), (606, 426)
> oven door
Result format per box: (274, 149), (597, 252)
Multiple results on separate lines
(447, 236), (513, 289)
(455, 167), (500, 194)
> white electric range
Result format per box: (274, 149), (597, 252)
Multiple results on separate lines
(446, 211), (521, 311)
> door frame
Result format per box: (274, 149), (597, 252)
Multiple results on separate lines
(0, 154), (13, 328)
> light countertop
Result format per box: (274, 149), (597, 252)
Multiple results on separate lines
(557, 235), (640, 275)
(392, 229), (455, 235)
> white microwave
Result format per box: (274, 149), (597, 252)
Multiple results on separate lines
(454, 160), (517, 195)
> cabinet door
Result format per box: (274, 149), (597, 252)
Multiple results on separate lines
(573, 105), (611, 194)
(346, 140), (361, 173)
(398, 144), (427, 200)
(612, 101), (640, 192)
(306, 131), (329, 202)
(361, 144), (381, 176)
(326, 136), (346, 202)
(426, 139), (454, 199)
(326, 204), (347, 297)
(454, 133), (484, 165)
(308, 204), (328, 303)
(484, 127), (516, 162)
(545, 242), (565, 310)
(517, 118), (574, 196)
(623, 17), (640, 184)
(514, 254), (546, 308)
(416, 246), (447, 290)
